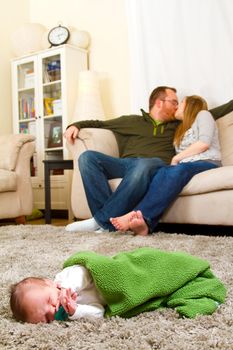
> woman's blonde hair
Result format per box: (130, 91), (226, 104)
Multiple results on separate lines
(174, 95), (208, 147)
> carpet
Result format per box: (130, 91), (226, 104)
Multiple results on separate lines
(0, 225), (232, 350)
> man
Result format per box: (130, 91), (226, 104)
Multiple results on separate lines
(64, 86), (233, 232)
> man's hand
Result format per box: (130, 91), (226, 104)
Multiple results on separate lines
(63, 126), (79, 144)
(60, 288), (78, 316)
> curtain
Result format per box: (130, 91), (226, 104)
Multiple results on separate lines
(126, 0), (233, 112)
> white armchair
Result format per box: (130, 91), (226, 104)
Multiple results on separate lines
(0, 134), (35, 224)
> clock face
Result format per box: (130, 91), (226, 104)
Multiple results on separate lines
(48, 26), (70, 46)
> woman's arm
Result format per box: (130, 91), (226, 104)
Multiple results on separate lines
(171, 141), (209, 165)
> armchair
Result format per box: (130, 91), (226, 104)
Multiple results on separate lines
(0, 134), (35, 224)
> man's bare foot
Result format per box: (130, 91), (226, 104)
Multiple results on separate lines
(110, 211), (136, 231)
(129, 210), (149, 236)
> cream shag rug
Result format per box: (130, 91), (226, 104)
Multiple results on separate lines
(0, 225), (232, 350)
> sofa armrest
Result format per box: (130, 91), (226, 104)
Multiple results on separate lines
(66, 128), (119, 166)
(66, 128), (120, 219)
(0, 139), (35, 220)
(0, 134), (35, 171)
(15, 140), (36, 215)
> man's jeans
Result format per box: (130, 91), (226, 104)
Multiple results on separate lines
(78, 151), (166, 229)
(134, 161), (219, 232)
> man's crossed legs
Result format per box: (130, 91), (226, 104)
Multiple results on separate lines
(66, 151), (165, 232)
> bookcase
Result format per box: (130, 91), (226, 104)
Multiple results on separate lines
(11, 45), (88, 212)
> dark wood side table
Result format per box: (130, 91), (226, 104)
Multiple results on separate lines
(43, 159), (73, 224)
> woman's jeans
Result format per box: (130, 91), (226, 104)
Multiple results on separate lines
(134, 161), (219, 232)
(78, 151), (166, 229)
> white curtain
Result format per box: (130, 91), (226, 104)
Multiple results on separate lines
(126, 0), (233, 112)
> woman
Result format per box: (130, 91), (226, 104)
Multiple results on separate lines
(110, 95), (221, 235)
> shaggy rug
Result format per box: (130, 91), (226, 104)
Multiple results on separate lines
(0, 225), (232, 350)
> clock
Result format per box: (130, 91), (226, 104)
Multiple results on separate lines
(48, 25), (70, 47)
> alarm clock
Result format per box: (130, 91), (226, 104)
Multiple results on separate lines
(48, 25), (70, 47)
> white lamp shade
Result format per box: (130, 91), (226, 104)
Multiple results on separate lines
(73, 71), (105, 121)
(11, 23), (47, 57)
(68, 30), (90, 49)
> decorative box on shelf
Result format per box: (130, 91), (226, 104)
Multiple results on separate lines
(47, 60), (61, 82)
(24, 72), (35, 89)
(52, 99), (62, 115)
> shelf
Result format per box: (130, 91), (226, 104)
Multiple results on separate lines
(43, 80), (62, 87)
(18, 87), (35, 92)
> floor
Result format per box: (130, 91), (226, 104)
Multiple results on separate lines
(0, 217), (70, 227)
(28, 217), (69, 226)
(0, 209), (71, 227)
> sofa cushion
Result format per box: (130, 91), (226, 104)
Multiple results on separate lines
(216, 111), (233, 166)
(0, 169), (17, 192)
(0, 134), (35, 171)
(180, 166), (233, 196)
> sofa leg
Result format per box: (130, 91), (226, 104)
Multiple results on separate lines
(15, 216), (26, 225)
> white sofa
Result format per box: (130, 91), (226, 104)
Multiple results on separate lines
(0, 134), (35, 224)
(67, 111), (233, 227)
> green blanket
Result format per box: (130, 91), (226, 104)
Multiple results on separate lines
(64, 247), (226, 318)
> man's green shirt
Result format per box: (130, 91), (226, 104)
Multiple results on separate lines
(70, 100), (233, 164)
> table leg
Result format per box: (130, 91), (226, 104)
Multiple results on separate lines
(44, 163), (51, 224)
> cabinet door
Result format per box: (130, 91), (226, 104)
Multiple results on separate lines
(38, 50), (64, 176)
(12, 56), (40, 177)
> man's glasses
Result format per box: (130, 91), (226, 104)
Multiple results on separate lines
(161, 99), (179, 106)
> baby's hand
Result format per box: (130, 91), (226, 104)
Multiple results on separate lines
(60, 288), (77, 316)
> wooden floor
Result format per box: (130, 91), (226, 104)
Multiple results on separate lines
(28, 218), (70, 226)
(0, 217), (70, 227)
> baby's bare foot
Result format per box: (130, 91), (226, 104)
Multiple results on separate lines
(129, 210), (149, 236)
(110, 211), (136, 231)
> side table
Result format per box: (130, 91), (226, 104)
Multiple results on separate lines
(43, 159), (73, 224)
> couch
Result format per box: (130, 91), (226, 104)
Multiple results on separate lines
(0, 134), (35, 224)
(67, 111), (233, 227)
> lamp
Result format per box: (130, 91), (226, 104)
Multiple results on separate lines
(11, 23), (47, 57)
(68, 30), (90, 49)
(73, 70), (105, 121)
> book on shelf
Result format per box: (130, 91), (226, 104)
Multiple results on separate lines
(28, 121), (36, 136)
(18, 97), (35, 119)
(43, 69), (50, 84)
(19, 122), (29, 134)
(44, 97), (55, 115)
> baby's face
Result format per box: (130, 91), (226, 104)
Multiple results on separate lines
(24, 280), (60, 323)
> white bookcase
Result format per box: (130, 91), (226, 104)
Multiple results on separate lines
(11, 45), (88, 211)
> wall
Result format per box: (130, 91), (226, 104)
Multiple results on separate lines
(30, 0), (130, 119)
(0, 0), (30, 135)
(0, 0), (130, 135)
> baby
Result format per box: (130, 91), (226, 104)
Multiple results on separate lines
(10, 264), (106, 323)
(10, 247), (226, 323)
